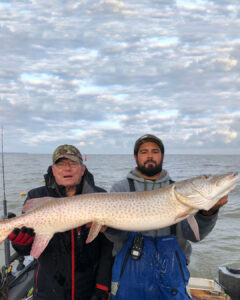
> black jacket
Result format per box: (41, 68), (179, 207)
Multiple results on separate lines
(13, 167), (113, 300)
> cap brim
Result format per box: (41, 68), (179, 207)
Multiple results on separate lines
(54, 155), (81, 164)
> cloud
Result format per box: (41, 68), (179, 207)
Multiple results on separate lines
(0, 0), (239, 154)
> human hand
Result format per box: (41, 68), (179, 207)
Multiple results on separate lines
(201, 195), (228, 216)
(8, 212), (16, 219)
(8, 227), (35, 246)
(8, 227), (35, 255)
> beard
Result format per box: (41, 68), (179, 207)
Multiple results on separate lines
(136, 159), (163, 177)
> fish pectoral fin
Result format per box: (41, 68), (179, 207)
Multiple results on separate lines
(187, 215), (200, 241)
(30, 233), (53, 259)
(173, 186), (197, 208)
(86, 222), (103, 244)
(23, 197), (55, 213)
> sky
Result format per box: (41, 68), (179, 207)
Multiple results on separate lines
(0, 0), (240, 155)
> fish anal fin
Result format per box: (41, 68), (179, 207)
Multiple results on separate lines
(23, 197), (55, 213)
(187, 215), (200, 241)
(30, 233), (53, 259)
(174, 213), (189, 222)
(86, 222), (103, 244)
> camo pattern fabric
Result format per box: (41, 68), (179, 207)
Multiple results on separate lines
(52, 144), (83, 163)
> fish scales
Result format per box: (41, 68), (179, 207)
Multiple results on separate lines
(0, 172), (238, 258)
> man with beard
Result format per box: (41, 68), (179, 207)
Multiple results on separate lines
(105, 134), (227, 300)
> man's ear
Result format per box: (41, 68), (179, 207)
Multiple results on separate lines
(134, 154), (137, 163)
(51, 165), (56, 177)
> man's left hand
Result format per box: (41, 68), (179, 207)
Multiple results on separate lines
(201, 195), (228, 216)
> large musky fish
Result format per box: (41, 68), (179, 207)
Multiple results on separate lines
(0, 172), (238, 259)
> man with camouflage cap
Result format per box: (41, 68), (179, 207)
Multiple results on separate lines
(9, 144), (113, 300)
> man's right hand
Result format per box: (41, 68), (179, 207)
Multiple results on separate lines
(8, 227), (35, 246)
(8, 227), (35, 255)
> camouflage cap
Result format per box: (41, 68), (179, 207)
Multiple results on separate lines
(134, 134), (165, 155)
(52, 144), (83, 164)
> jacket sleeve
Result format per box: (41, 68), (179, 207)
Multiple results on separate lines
(181, 210), (218, 242)
(94, 232), (114, 292)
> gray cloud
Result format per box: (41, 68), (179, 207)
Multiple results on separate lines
(0, 0), (239, 154)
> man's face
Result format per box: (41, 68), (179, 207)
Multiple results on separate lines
(52, 158), (85, 187)
(135, 141), (164, 177)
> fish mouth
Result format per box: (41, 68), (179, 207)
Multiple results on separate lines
(216, 172), (238, 188)
(229, 172), (238, 181)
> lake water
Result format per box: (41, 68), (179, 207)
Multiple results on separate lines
(0, 153), (239, 280)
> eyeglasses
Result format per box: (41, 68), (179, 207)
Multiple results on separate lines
(55, 161), (80, 169)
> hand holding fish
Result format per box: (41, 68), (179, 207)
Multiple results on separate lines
(200, 195), (228, 216)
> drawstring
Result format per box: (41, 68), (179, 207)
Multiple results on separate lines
(143, 180), (156, 191)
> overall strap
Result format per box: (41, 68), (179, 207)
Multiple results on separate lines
(169, 179), (177, 235)
(127, 178), (136, 192)
(170, 224), (177, 235)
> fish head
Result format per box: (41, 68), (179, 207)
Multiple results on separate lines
(174, 172), (238, 211)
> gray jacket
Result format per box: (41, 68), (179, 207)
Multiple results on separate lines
(105, 168), (218, 263)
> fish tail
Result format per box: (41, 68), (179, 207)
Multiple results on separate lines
(0, 220), (13, 243)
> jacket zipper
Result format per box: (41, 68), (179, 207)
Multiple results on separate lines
(35, 263), (40, 293)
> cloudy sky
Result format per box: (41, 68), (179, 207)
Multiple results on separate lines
(0, 0), (239, 155)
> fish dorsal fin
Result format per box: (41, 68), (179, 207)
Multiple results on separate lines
(23, 197), (55, 213)
(30, 233), (53, 259)
(187, 215), (200, 241)
(86, 222), (103, 244)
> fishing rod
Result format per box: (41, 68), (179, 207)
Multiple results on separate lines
(1, 126), (10, 266)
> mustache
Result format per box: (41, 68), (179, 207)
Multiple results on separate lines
(144, 159), (157, 165)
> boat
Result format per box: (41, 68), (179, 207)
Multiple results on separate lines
(188, 263), (240, 300)
(218, 263), (240, 300)
(0, 253), (35, 300)
(188, 277), (230, 299)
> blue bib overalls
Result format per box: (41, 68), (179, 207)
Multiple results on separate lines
(111, 233), (191, 300)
